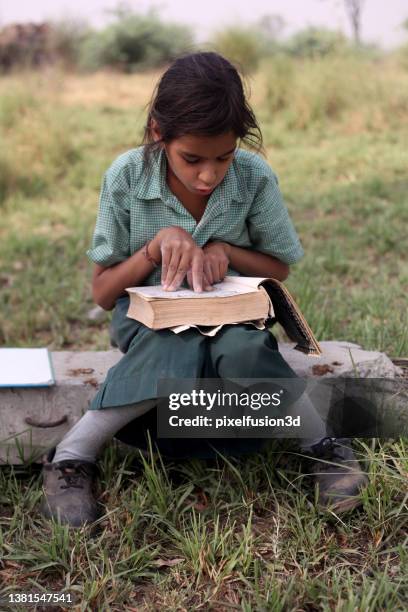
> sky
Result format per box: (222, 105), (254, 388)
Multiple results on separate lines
(0, 0), (407, 49)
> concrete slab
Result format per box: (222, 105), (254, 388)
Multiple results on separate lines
(279, 341), (402, 378)
(0, 343), (403, 464)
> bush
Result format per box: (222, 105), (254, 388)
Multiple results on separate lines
(285, 27), (349, 58)
(79, 9), (193, 72)
(47, 18), (90, 69)
(210, 27), (264, 74)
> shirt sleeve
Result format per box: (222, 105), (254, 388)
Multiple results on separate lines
(86, 165), (131, 267)
(247, 166), (304, 265)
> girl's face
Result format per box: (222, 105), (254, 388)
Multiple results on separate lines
(154, 129), (237, 197)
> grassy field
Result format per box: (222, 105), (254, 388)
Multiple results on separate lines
(0, 55), (407, 610)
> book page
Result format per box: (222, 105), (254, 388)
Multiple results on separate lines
(170, 318), (267, 336)
(0, 348), (55, 387)
(126, 279), (260, 300)
(221, 276), (269, 289)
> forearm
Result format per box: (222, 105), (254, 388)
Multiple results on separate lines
(93, 248), (157, 311)
(227, 244), (290, 281)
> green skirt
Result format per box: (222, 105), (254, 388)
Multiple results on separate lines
(89, 296), (304, 458)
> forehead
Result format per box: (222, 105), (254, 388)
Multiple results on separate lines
(170, 132), (237, 157)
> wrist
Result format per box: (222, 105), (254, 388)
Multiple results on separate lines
(205, 241), (231, 257)
(145, 238), (161, 266)
(223, 242), (232, 260)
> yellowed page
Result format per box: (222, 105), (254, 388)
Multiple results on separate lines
(126, 278), (260, 300)
(170, 318), (267, 336)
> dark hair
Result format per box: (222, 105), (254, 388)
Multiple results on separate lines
(142, 51), (263, 161)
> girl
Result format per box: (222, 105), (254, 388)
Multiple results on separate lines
(39, 52), (367, 527)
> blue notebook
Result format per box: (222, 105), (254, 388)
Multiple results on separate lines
(0, 348), (55, 387)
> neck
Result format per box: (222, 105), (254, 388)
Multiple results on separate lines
(166, 165), (208, 205)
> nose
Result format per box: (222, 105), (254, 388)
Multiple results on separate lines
(198, 165), (217, 187)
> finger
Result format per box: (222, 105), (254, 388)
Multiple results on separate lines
(220, 259), (228, 280)
(166, 253), (190, 290)
(160, 244), (171, 286)
(204, 260), (214, 286)
(217, 259), (225, 283)
(187, 270), (193, 288)
(163, 249), (181, 289)
(191, 251), (204, 292)
(209, 258), (223, 284)
(203, 272), (213, 291)
(188, 269), (211, 291)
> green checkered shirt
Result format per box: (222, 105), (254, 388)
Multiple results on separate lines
(87, 146), (304, 284)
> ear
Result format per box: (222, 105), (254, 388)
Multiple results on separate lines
(150, 118), (162, 143)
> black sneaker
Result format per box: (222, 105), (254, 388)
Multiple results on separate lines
(39, 451), (100, 527)
(306, 437), (368, 514)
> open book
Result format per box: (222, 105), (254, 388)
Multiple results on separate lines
(126, 276), (321, 355)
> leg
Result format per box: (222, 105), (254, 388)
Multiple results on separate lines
(53, 400), (156, 463)
(208, 325), (368, 513)
(40, 400), (156, 527)
(208, 325), (328, 442)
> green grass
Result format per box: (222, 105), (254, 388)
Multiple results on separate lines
(0, 59), (407, 354)
(0, 58), (407, 609)
(0, 440), (407, 609)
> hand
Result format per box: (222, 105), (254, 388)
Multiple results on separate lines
(151, 226), (205, 292)
(201, 241), (231, 286)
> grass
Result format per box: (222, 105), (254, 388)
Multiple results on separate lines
(0, 440), (407, 609)
(1, 58), (407, 354)
(0, 55), (407, 609)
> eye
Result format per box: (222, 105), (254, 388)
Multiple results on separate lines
(182, 155), (233, 164)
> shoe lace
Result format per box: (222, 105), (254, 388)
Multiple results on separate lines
(57, 462), (92, 490)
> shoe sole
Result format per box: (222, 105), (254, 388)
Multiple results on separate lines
(318, 495), (364, 514)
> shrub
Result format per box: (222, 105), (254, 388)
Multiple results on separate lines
(285, 27), (349, 58)
(79, 9), (193, 72)
(47, 18), (91, 69)
(210, 27), (263, 74)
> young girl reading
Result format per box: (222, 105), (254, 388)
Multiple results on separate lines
(39, 52), (367, 527)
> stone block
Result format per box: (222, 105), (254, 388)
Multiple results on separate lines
(0, 343), (402, 464)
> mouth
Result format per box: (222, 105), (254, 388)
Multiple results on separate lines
(195, 187), (214, 195)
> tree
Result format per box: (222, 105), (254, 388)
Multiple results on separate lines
(256, 14), (286, 40)
(344, 0), (364, 45)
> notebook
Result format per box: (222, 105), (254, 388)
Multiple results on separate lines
(0, 348), (55, 387)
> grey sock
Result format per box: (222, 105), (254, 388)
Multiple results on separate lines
(52, 399), (156, 464)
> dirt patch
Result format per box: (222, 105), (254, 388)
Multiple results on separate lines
(312, 364), (335, 376)
(68, 367), (95, 376)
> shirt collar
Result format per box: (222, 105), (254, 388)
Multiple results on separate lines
(135, 147), (165, 200)
(136, 146), (248, 205)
